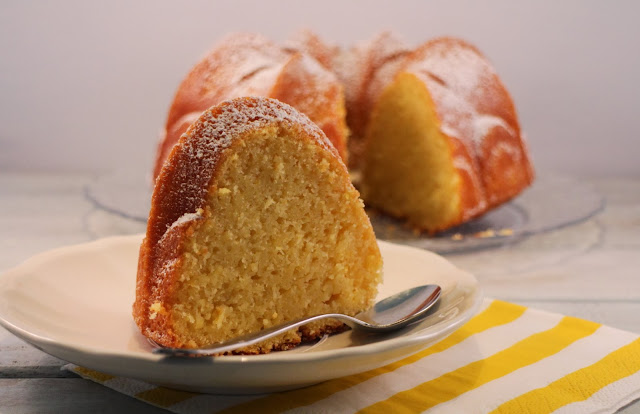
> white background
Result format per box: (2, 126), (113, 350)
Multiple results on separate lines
(1, 0), (638, 176)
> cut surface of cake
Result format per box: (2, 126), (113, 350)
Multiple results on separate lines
(135, 97), (382, 353)
(360, 37), (535, 233)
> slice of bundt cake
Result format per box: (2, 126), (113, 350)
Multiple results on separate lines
(361, 37), (534, 233)
(135, 97), (382, 353)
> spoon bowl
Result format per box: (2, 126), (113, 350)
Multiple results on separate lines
(153, 284), (442, 357)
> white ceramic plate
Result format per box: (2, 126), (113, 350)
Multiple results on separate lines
(0, 235), (481, 394)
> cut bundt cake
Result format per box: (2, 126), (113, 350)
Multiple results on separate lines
(135, 97), (382, 353)
(153, 33), (348, 179)
(360, 37), (535, 233)
(152, 31), (534, 235)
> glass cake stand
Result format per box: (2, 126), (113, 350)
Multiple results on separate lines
(85, 168), (154, 222)
(85, 171), (605, 255)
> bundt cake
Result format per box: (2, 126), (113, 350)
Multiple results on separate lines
(135, 97), (383, 353)
(360, 37), (535, 233)
(152, 31), (534, 234)
(153, 32), (348, 179)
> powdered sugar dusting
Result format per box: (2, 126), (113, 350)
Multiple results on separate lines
(291, 53), (337, 97)
(332, 47), (360, 106)
(159, 209), (205, 244)
(411, 39), (495, 99)
(406, 38), (519, 154)
(488, 140), (523, 160)
(365, 52), (408, 111)
(452, 157), (488, 218)
(440, 124), (459, 138)
(474, 114), (516, 142)
(273, 53), (340, 123)
(350, 32), (409, 119)
(191, 97), (331, 158)
(225, 62), (285, 100)
(425, 79), (476, 140)
(172, 210), (204, 229)
(158, 32), (347, 175)
(158, 258), (178, 278)
(283, 29), (339, 70)
(200, 33), (286, 99)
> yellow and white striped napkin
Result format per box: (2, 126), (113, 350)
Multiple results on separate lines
(66, 299), (640, 413)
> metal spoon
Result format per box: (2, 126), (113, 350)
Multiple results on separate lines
(153, 284), (442, 357)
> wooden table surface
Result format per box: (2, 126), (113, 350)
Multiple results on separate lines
(1, 172), (639, 413)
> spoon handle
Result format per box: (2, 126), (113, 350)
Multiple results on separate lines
(152, 313), (358, 357)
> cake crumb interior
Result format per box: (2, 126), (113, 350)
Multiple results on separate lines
(170, 125), (381, 351)
(362, 72), (461, 232)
